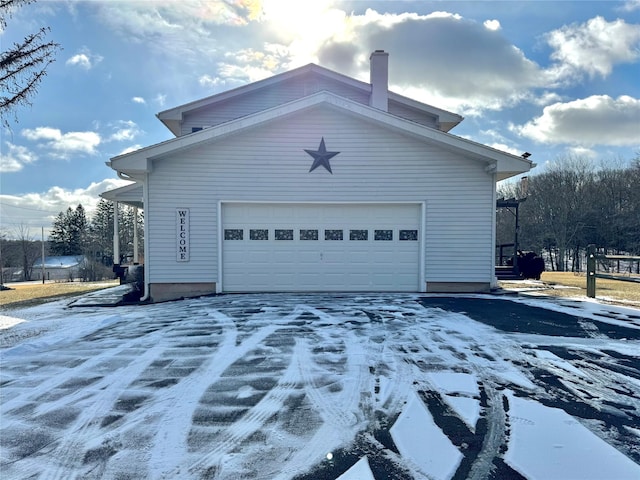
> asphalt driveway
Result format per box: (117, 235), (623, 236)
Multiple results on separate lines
(1, 292), (639, 479)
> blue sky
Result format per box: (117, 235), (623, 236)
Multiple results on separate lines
(1, 0), (639, 235)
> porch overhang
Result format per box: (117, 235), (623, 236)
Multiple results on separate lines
(100, 182), (144, 209)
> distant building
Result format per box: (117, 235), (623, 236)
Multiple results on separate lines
(102, 50), (533, 302)
(32, 256), (86, 281)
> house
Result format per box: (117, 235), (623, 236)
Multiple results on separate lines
(102, 51), (533, 302)
(31, 255), (86, 282)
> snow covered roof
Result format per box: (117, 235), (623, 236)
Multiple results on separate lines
(32, 255), (85, 269)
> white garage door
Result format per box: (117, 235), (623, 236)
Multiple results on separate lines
(221, 203), (422, 292)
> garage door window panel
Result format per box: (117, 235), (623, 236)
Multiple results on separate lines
(250, 229), (269, 240)
(225, 229), (244, 240)
(399, 230), (418, 241)
(300, 229), (318, 241)
(325, 230), (344, 241)
(275, 229), (294, 241)
(374, 230), (393, 241)
(350, 229), (368, 241)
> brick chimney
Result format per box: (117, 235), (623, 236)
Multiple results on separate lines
(369, 50), (389, 111)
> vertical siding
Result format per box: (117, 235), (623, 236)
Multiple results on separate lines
(148, 106), (494, 284)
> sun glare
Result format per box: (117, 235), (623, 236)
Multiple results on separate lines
(260, 0), (347, 56)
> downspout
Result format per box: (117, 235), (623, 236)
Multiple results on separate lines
(490, 169), (498, 288)
(139, 172), (151, 302)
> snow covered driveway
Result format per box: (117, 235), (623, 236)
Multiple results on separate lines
(1, 293), (639, 479)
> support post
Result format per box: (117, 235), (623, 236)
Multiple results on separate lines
(113, 200), (120, 265)
(586, 244), (596, 298)
(112, 201), (127, 283)
(133, 207), (139, 264)
(513, 203), (520, 276)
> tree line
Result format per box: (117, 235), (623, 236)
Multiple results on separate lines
(497, 157), (640, 272)
(0, 199), (143, 283)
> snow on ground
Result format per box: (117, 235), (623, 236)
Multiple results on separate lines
(1, 292), (639, 479)
(390, 390), (463, 479)
(505, 391), (640, 480)
(0, 315), (25, 329)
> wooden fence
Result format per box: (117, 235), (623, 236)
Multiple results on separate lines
(586, 244), (640, 298)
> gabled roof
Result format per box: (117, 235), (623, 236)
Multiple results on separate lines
(156, 63), (463, 136)
(110, 91), (532, 182)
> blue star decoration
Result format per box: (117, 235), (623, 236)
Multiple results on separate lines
(304, 137), (340, 174)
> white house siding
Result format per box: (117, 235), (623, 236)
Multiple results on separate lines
(146, 180), (218, 284)
(180, 75), (370, 136)
(147, 105), (494, 287)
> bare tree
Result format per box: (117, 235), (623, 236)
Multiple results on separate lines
(500, 155), (640, 273)
(14, 223), (41, 281)
(1, 0), (61, 128)
(525, 157), (594, 271)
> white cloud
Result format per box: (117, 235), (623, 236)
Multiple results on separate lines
(530, 91), (564, 107)
(118, 145), (143, 156)
(0, 178), (131, 235)
(0, 142), (38, 173)
(66, 53), (91, 69)
(22, 127), (101, 158)
(132, 96), (146, 104)
(546, 17), (640, 78)
(566, 146), (598, 159)
(199, 74), (222, 88)
(484, 19), (501, 31)
(512, 95), (640, 147)
(154, 94), (167, 107)
(93, 0), (262, 66)
(313, 10), (552, 114)
(619, 0), (640, 12)
(65, 48), (104, 70)
(488, 143), (521, 156)
(108, 120), (142, 142)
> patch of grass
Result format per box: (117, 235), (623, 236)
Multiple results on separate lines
(500, 271), (640, 306)
(0, 280), (119, 309)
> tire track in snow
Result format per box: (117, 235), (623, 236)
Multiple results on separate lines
(0, 319), (135, 415)
(39, 332), (172, 480)
(297, 330), (364, 429)
(185, 306), (310, 478)
(280, 309), (415, 480)
(1, 324), (168, 479)
(150, 310), (244, 478)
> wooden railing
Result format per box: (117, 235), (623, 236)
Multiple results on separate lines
(586, 244), (640, 298)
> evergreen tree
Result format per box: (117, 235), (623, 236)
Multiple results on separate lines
(49, 204), (88, 255)
(88, 198), (114, 264)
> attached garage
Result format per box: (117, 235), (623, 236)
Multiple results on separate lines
(221, 203), (422, 292)
(103, 51), (533, 302)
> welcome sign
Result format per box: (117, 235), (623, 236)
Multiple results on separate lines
(176, 208), (190, 261)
